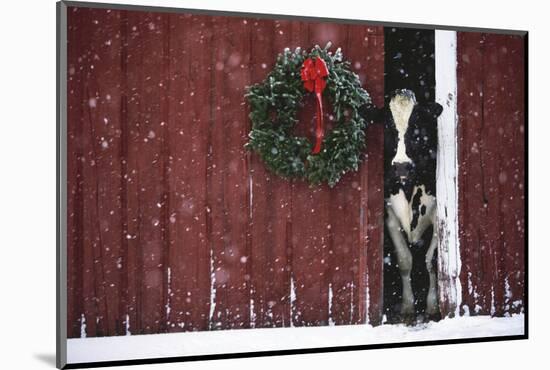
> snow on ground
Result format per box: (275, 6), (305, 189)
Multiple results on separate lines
(67, 314), (524, 364)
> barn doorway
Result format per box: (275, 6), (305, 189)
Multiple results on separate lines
(382, 27), (439, 324)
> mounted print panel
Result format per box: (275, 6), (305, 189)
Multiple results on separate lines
(57, 1), (527, 368)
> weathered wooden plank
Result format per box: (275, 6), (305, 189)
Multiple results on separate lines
(119, 9), (141, 336)
(67, 6), (84, 338)
(364, 122), (384, 326)
(290, 181), (330, 327)
(88, 8), (127, 336)
(247, 18), (272, 327)
(248, 18), (294, 328)
(484, 34), (525, 316)
(457, 32), (525, 316)
(499, 35), (525, 314)
(308, 22), (359, 326)
(75, 7), (102, 337)
(482, 35), (506, 316)
(117, 9), (130, 337)
(124, 10), (167, 334)
(267, 20), (298, 329)
(208, 16), (252, 329)
(487, 35), (511, 317)
(76, 7), (126, 337)
(166, 13), (213, 332)
(357, 26), (385, 326)
(247, 18), (273, 328)
(457, 32), (485, 315)
(287, 21), (329, 327)
(92, 8), (126, 335)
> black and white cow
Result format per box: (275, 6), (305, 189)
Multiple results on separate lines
(364, 89), (443, 324)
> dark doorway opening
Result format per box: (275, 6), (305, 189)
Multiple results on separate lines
(383, 27), (438, 323)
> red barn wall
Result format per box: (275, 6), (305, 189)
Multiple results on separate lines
(457, 32), (526, 316)
(66, 6), (385, 338)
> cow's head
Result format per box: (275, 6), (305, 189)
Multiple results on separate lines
(386, 89), (443, 179)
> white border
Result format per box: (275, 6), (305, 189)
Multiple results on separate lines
(1, 1), (540, 370)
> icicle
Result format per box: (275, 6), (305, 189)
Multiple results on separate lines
(249, 285), (256, 329)
(209, 248), (217, 325)
(350, 281), (354, 322)
(249, 174), (253, 219)
(365, 272), (370, 324)
(125, 314), (131, 336)
(328, 283), (334, 326)
(165, 267), (172, 321)
(490, 286), (496, 316)
(290, 273), (296, 327)
(80, 314), (87, 338)
(504, 276), (512, 315)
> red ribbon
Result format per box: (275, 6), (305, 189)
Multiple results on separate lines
(300, 57), (329, 154)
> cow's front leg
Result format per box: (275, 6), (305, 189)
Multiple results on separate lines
(425, 213), (440, 320)
(386, 205), (414, 324)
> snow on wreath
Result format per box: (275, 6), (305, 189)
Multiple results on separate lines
(245, 43), (375, 187)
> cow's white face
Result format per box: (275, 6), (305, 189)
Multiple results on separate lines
(389, 91), (416, 166)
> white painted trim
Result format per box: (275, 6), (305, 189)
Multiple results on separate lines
(435, 30), (462, 317)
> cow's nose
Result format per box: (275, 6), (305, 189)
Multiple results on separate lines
(393, 162), (412, 178)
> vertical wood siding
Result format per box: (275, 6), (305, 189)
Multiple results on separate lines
(457, 32), (525, 317)
(66, 7), (385, 337)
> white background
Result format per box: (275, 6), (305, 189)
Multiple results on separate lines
(0, 0), (544, 368)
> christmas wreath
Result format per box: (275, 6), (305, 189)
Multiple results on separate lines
(245, 44), (373, 187)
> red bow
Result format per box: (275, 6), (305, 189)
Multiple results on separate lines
(301, 57), (329, 154)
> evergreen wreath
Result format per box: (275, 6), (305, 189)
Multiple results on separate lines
(245, 43), (373, 187)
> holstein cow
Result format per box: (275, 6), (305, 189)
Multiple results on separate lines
(365, 89), (443, 324)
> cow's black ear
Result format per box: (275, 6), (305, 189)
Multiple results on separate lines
(422, 102), (443, 119)
(359, 104), (384, 126)
(420, 102), (443, 119)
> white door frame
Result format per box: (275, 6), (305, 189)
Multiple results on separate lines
(435, 30), (462, 318)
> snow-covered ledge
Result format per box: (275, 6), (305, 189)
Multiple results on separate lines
(67, 315), (523, 364)
(435, 30), (462, 318)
